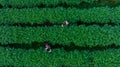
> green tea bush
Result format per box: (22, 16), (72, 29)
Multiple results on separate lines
(92, 48), (120, 67)
(0, 25), (120, 47)
(1, 0), (120, 8)
(1, 7), (120, 25)
(0, 47), (89, 67)
(0, 46), (120, 67)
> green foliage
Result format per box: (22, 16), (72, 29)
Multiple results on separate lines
(0, 0), (120, 67)
(1, 7), (120, 25)
(1, 46), (120, 67)
(0, 0), (120, 8)
(0, 47), (89, 67)
(92, 48), (120, 67)
(0, 25), (120, 47)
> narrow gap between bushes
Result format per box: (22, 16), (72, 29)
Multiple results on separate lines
(0, 2), (120, 9)
(0, 42), (119, 52)
(0, 21), (119, 27)
(4, 2), (92, 9)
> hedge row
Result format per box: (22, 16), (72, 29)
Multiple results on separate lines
(0, 0), (95, 7)
(0, 25), (120, 47)
(92, 48), (120, 67)
(0, 46), (120, 67)
(1, 0), (120, 8)
(0, 47), (89, 67)
(1, 7), (120, 25)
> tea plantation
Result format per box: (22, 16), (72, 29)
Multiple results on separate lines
(0, 0), (120, 67)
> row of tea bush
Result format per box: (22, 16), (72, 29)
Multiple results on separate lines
(1, 7), (120, 25)
(0, 46), (119, 67)
(0, 25), (120, 47)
